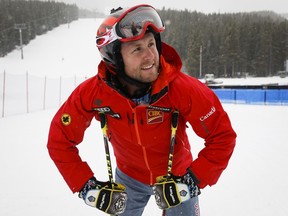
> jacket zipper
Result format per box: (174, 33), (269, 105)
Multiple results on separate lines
(132, 109), (153, 185)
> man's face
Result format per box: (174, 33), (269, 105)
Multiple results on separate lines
(121, 32), (160, 83)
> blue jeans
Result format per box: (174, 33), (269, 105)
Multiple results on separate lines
(115, 168), (200, 216)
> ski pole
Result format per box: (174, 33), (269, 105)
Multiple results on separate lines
(162, 110), (179, 216)
(166, 110), (179, 178)
(99, 112), (115, 187)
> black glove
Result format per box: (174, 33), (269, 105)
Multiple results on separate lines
(153, 169), (201, 210)
(78, 177), (127, 215)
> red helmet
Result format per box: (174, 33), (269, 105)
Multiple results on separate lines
(96, 4), (165, 71)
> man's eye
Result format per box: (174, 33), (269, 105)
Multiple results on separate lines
(148, 42), (155, 47)
(133, 47), (141, 53)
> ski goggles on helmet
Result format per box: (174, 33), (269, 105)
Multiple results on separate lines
(96, 5), (165, 48)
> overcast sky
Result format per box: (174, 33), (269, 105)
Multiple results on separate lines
(60, 0), (288, 14)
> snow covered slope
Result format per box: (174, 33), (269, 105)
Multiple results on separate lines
(1, 19), (288, 216)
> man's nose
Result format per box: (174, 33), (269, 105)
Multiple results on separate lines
(144, 47), (154, 59)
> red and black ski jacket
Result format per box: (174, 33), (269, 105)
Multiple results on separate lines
(47, 42), (236, 193)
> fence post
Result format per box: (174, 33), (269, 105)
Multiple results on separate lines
(2, 71), (6, 118)
(26, 71), (29, 113)
(59, 76), (62, 106)
(43, 76), (47, 110)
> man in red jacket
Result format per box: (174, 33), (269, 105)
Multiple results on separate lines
(47, 4), (236, 216)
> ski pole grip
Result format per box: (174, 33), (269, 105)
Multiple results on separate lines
(171, 111), (179, 129)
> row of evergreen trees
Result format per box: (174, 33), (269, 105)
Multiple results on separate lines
(0, 0), (78, 57)
(159, 9), (288, 77)
(1, 2), (287, 77)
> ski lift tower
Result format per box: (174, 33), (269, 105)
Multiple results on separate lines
(14, 23), (27, 60)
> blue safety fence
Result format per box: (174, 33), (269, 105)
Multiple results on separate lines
(212, 89), (288, 105)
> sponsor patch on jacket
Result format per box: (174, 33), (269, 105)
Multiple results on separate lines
(200, 106), (216, 121)
(61, 113), (71, 126)
(148, 105), (171, 112)
(147, 109), (164, 124)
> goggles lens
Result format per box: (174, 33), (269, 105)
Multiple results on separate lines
(116, 6), (165, 40)
(96, 5), (165, 48)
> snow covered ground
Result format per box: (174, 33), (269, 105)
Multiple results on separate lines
(1, 19), (288, 216)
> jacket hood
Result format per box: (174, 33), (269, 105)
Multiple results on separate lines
(151, 42), (182, 95)
(160, 42), (183, 73)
